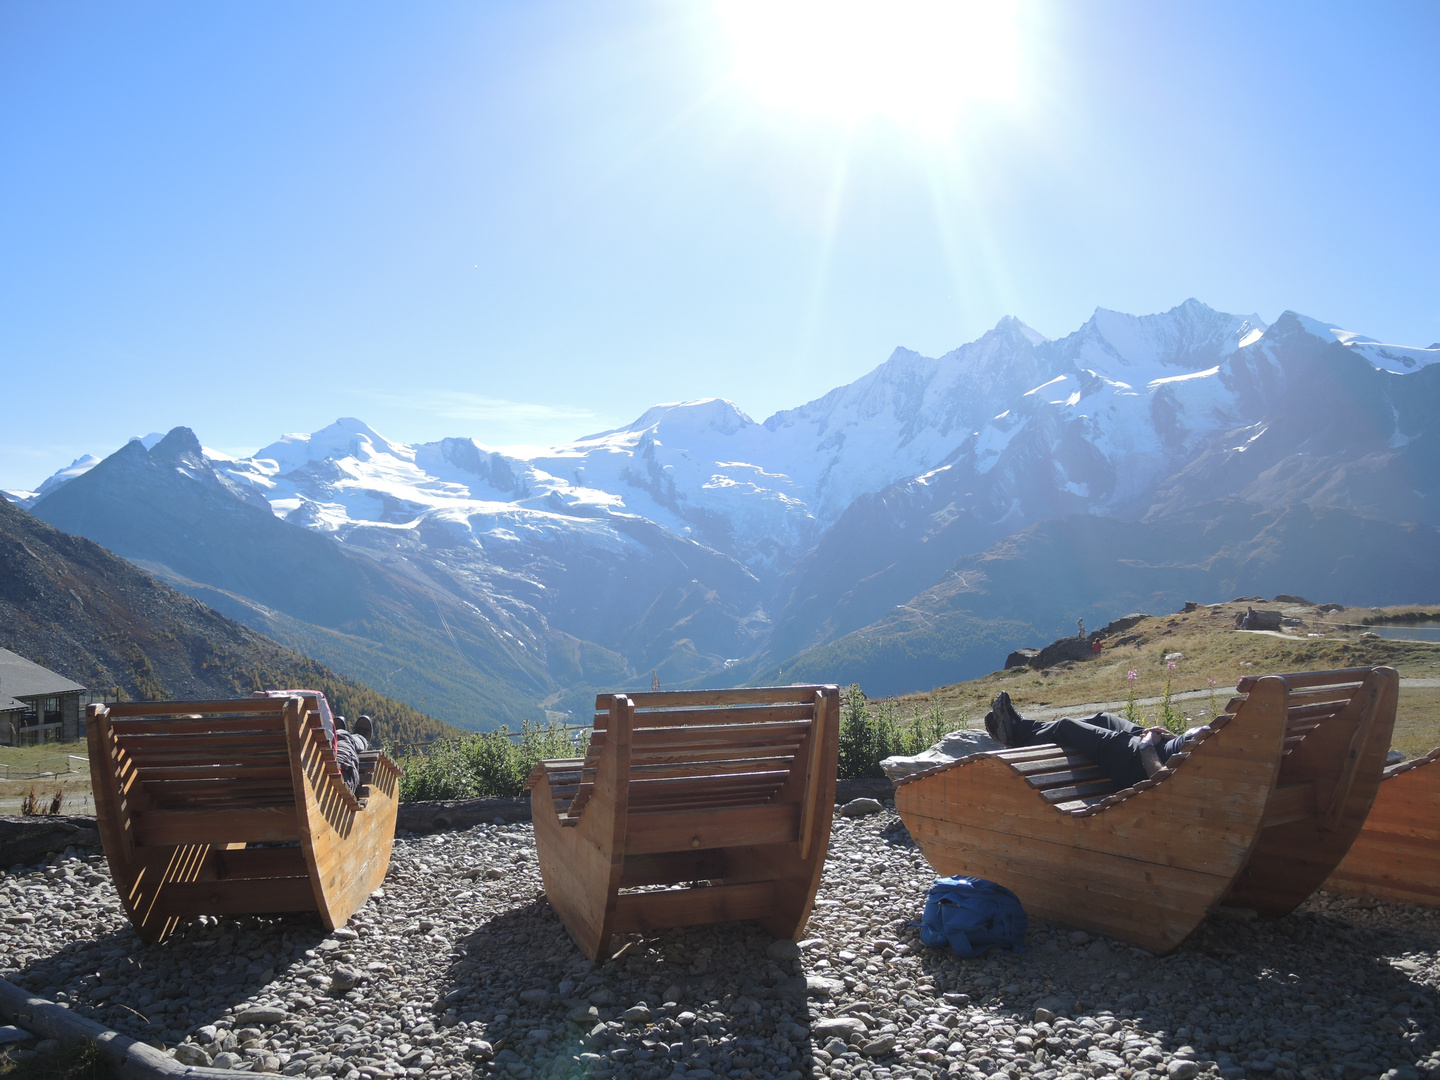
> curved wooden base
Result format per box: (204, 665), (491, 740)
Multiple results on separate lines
(1324, 748), (1440, 906)
(897, 679), (1290, 955)
(1222, 668), (1398, 914)
(897, 669), (1399, 952)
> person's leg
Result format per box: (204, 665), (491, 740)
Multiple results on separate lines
(1024, 717), (1149, 788)
(1071, 711), (1144, 737)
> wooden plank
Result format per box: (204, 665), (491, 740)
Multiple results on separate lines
(213, 846), (309, 879)
(1008, 750), (1103, 775)
(1038, 779), (1126, 803)
(625, 803), (799, 855)
(631, 718), (812, 741)
(108, 716), (288, 735)
(155, 876), (318, 917)
(1285, 701), (1349, 724)
(134, 765), (296, 783)
(626, 770), (791, 795)
(117, 743), (292, 762)
(629, 704), (814, 728)
(617, 850), (726, 888)
(624, 757), (796, 780)
(1023, 766), (1111, 789)
(1284, 687), (1360, 709)
(611, 881), (778, 933)
(607, 686), (832, 709)
(799, 689), (826, 861)
(993, 744), (1073, 764)
(101, 700), (290, 718)
(135, 807), (302, 846)
(144, 789), (296, 806)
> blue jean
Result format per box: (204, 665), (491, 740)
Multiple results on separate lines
(1011, 711), (1151, 789)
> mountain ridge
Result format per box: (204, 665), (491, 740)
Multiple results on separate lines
(15, 299), (1439, 719)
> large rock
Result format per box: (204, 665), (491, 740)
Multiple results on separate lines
(0, 816), (101, 867)
(881, 729), (1004, 781)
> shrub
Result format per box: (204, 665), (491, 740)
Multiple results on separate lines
(837, 686), (955, 778)
(18, 787), (63, 816)
(397, 721), (587, 802)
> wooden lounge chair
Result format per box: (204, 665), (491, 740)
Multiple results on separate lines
(525, 686), (840, 961)
(86, 696), (402, 943)
(895, 667), (1398, 954)
(1324, 745), (1440, 906)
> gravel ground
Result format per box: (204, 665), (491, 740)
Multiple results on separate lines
(2, 807), (1438, 1080)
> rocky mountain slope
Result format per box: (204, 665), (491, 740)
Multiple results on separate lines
(15, 300), (1440, 718)
(0, 494), (458, 747)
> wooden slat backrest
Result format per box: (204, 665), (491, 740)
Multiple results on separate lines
(103, 695), (363, 818)
(550, 689), (821, 821)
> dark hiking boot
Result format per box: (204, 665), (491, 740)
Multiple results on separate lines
(984, 710), (1002, 745)
(990, 691), (1025, 747)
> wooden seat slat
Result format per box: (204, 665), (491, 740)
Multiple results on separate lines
(1284, 686), (1361, 708)
(992, 745), (1079, 764)
(1037, 779), (1125, 803)
(1023, 766), (1111, 791)
(1006, 750), (1102, 775)
(1286, 701), (1349, 724)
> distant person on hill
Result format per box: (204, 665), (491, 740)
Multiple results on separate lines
(334, 714), (374, 794)
(985, 692), (1200, 789)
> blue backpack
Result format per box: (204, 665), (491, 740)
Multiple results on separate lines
(919, 876), (1028, 958)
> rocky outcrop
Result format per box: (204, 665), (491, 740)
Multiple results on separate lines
(0, 815), (100, 868)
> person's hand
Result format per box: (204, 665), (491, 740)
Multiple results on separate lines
(1141, 727), (1170, 743)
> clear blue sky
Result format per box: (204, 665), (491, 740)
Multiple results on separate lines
(2, 1), (1437, 491)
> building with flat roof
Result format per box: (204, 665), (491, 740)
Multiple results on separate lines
(0, 648), (85, 745)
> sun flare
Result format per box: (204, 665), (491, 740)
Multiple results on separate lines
(718, 0), (1025, 136)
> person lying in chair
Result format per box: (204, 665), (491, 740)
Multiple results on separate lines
(334, 714), (374, 794)
(985, 692), (1202, 789)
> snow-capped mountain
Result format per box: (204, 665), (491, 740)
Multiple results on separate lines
(17, 300), (1440, 720)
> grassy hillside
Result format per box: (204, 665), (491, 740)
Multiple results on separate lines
(883, 599), (1440, 758)
(764, 500), (1440, 698)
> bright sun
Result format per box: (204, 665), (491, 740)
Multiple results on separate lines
(718, 0), (1025, 136)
